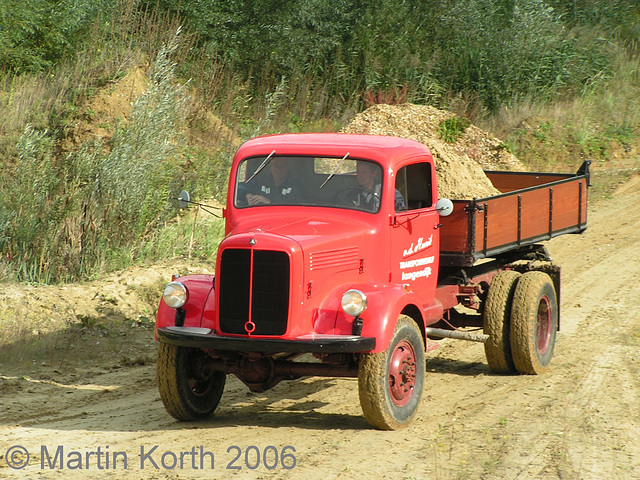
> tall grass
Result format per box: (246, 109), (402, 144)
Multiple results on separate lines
(0, 30), (190, 283)
(477, 43), (640, 172)
(1, 0), (640, 284)
(0, 0), (193, 166)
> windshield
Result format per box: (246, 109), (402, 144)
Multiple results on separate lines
(234, 155), (384, 212)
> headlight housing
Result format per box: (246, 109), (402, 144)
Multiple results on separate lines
(341, 289), (367, 317)
(163, 282), (188, 309)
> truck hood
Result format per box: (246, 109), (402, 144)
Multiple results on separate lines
(229, 211), (377, 252)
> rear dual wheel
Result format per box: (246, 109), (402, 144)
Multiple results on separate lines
(358, 315), (425, 430)
(484, 271), (558, 375)
(510, 271), (558, 374)
(484, 270), (521, 373)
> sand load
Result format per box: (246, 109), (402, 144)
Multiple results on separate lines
(342, 103), (525, 199)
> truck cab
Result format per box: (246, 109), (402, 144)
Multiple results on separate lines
(216, 134), (443, 348)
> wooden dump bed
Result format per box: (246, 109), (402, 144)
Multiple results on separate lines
(439, 161), (590, 267)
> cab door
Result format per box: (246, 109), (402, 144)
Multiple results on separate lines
(389, 161), (440, 303)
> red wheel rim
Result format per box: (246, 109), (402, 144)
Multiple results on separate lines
(536, 296), (552, 354)
(388, 340), (417, 407)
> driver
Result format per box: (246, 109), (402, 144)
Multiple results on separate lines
(245, 158), (298, 205)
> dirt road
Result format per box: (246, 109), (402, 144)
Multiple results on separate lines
(1, 174), (639, 480)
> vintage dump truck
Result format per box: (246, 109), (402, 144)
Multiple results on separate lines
(155, 133), (590, 430)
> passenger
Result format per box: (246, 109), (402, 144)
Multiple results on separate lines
(245, 158), (298, 205)
(349, 162), (405, 211)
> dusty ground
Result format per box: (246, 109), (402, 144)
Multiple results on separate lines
(1, 167), (640, 479)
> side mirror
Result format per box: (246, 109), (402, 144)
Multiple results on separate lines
(436, 198), (454, 217)
(175, 190), (223, 217)
(177, 190), (190, 209)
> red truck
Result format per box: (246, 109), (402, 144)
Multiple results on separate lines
(155, 133), (590, 430)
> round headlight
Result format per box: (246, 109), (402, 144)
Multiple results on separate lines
(341, 289), (367, 317)
(163, 281), (188, 309)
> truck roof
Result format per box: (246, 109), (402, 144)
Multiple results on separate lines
(235, 133), (433, 166)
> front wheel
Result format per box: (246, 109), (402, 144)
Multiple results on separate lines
(510, 272), (558, 374)
(358, 315), (425, 430)
(157, 343), (226, 420)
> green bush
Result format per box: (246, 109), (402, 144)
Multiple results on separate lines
(0, 0), (118, 72)
(439, 116), (471, 143)
(131, 0), (629, 113)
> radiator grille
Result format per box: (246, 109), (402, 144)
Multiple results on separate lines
(219, 249), (290, 335)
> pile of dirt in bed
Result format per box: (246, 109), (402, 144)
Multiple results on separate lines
(342, 103), (525, 199)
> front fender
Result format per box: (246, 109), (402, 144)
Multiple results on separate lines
(155, 275), (215, 333)
(350, 286), (428, 353)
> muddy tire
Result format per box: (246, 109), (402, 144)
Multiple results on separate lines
(358, 315), (425, 430)
(510, 272), (558, 374)
(156, 343), (226, 420)
(483, 270), (521, 373)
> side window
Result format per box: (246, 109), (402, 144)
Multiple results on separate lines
(396, 163), (433, 211)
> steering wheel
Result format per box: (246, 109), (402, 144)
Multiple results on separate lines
(334, 186), (377, 210)
(235, 183), (250, 207)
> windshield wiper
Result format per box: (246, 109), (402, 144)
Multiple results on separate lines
(245, 150), (277, 183)
(320, 152), (350, 189)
